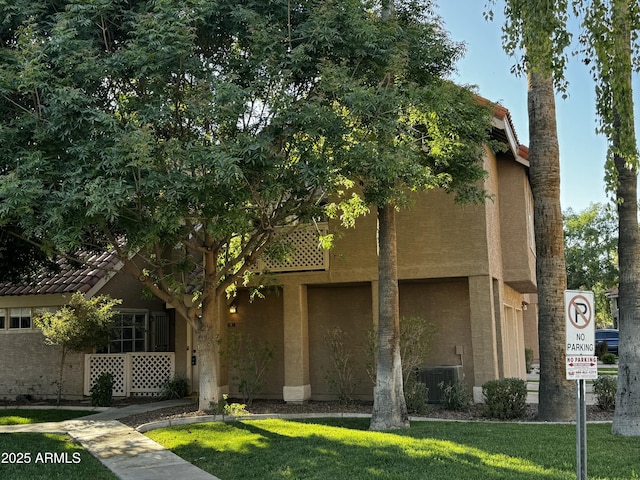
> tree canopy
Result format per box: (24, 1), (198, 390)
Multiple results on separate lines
(563, 203), (618, 327)
(0, 0), (494, 411)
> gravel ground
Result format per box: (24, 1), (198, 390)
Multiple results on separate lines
(117, 399), (614, 428)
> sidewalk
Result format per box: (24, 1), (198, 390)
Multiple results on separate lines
(0, 399), (220, 480)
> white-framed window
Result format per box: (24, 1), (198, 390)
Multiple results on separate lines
(101, 311), (148, 353)
(9, 307), (31, 329)
(0, 310), (5, 330)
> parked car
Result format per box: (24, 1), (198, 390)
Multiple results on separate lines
(595, 329), (619, 355)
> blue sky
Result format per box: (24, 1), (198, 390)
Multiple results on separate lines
(437, 1), (615, 213)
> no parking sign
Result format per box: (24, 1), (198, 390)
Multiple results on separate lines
(564, 290), (597, 380)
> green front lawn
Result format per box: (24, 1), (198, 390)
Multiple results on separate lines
(0, 433), (117, 480)
(148, 418), (640, 480)
(0, 409), (95, 425)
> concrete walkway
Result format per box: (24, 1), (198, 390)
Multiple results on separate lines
(0, 399), (220, 480)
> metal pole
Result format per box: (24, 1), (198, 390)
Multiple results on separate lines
(576, 379), (587, 480)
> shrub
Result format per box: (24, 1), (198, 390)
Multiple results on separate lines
(595, 340), (608, 359)
(365, 317), (437, 388)
(210, 394), (250, 417)
(593, 376), (617, 411)
(159, 375), (189, 400)
(482, 378), (527, 419)
(601, 353), (617, 365)
(323, 327), (359, 405)
(404, 379), (429, 414)
(439, 380), (471, 411)
(90, 372), (114, 407)
(224, 332), (275, 405)
(525, 348), (534, 374)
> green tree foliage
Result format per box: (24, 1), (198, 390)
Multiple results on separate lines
(0, 0), (385, 410)
(563, 203), (618, 327)
(0, 0), (495, 415)
(0, 225), (59, 283)
(34, 292), (120, 404)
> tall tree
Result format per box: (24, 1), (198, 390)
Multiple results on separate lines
(574, 0), (640, 436)
(0, 0), (380, 410)
(487, 0), (575, 421)
(325, 1), (493, 429)
(563, 203), (618, 328)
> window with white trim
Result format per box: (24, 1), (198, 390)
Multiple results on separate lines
(0, 310), (4, 329)
(101, 311), (148, 353)
(10, 307), (31, 329)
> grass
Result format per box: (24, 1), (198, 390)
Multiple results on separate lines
(147, 418), (640, 480)
(0, 433), (117, 479)
(0, 409), (95, 425)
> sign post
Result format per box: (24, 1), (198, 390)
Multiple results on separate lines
(564, 290), (596, 480)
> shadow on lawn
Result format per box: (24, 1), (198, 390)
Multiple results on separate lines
(161, 418), (581, 480)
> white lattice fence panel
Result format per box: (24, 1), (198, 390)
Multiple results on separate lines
(129, 353), (175, 397)
(257, 223), (329, 272)
(84, 354), (127, 396)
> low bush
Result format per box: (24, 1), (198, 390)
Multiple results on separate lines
(439, 380), (471, 411)
(601, 353), (617, 365)
(90, 372), (113, 407)
(593, 376), (617, 411)
(482, 378), (527, 419)
(404, 380), (429, 414)
(210, 394), (250, 417)
(159, 375), (189, 400)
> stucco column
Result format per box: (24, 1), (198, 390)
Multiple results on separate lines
(282, 283), (311, 403)
(468, 275), (500, 402)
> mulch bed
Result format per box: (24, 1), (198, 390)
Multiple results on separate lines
(117, 399), (614, 429)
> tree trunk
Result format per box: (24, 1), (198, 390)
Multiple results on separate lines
(197, 295), (222, 411)
(611, 0), (640, 436)
(528, 71), (574, 422)
(370, 203), (409, 430)
(612, 146), (640, 435)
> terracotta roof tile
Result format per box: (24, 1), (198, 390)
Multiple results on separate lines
(0, 250), (121, 297)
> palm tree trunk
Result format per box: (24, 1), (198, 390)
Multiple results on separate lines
(611, 0), (640, 436)
(370, 203), (409, 430)
(528, 70), (574, 422)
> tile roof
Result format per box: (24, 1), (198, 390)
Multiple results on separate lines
(0, 250), (121, 296)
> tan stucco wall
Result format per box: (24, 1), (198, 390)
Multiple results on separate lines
(98, 269), (168, 312)
(399, 280), (473, 385)
(498, 155), (537, 293)
(223, 289), (285, 399)
(307, 284), (374, 400)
